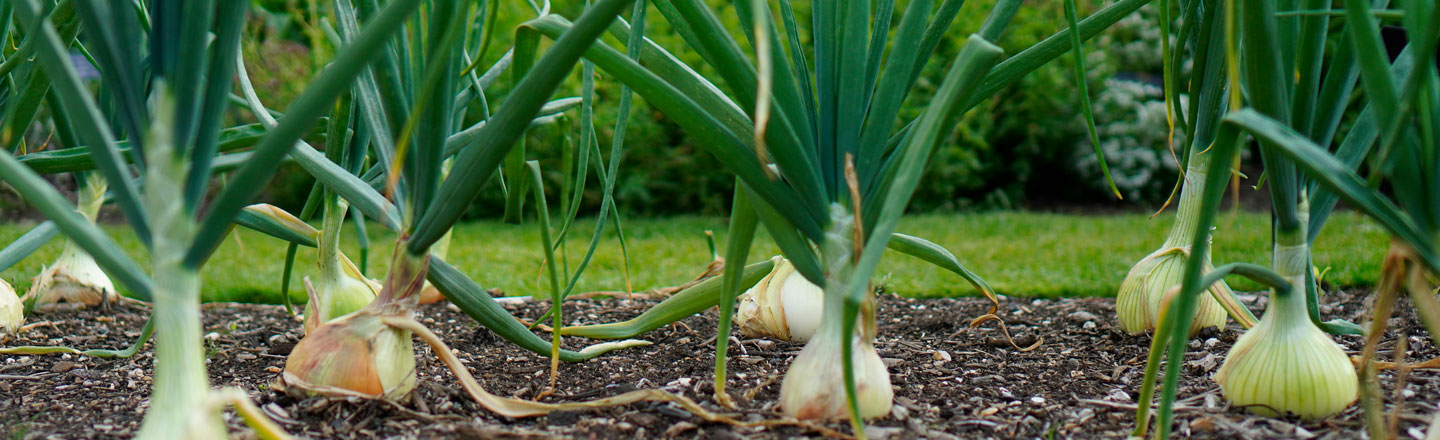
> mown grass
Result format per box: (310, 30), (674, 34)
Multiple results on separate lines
(0, 211), (1386, 303)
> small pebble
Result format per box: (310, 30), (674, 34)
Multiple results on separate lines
(52, 361), (80, 373)
(864, 426), (903, 440)
(891, 404), (910, 421)
(1190, 416), (1219, 432)
(264, 403), (290, 420)
(664, 422), (698, 437)
(626, 413), (660, 426)
(1067, 311), (1099, 323)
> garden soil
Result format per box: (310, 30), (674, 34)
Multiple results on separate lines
(3, 285), (1435, 439)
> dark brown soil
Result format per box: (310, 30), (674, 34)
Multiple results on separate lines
(2, 287), (1435, 439)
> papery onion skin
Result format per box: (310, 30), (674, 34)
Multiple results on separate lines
(25, 240), (119, 308)
(282, 311), (416, 400)
(285, 248), (428, 400)
(1115, 247), (1230, 335)
(25, 174), (116, 309)
(735, 257), (824, 342)
(0, 279), (22, 339)
(1116, 162), (1233, 336)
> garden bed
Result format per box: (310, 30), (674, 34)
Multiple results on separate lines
(2, 287), (1434, 439)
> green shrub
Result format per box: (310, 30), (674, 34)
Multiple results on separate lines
(245, 0), (1173, 215)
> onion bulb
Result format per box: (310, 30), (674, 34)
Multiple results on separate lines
(282, 309), (416, 400)
(1214, 243), (1356, 419)
(24, 175), (117, 309)
(735, 256), (824, 342)
(779, 305), (893, 420)
(303, 197), (381, 333)
(1115, 246), (1230, 335)
(284, 248), (428, 400)
(1, 278), (22, 340)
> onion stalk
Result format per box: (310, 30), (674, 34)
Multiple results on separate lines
(1117, 153), (1255, 335)
(23, 173), (117, 309)
(735, 256), (824, 342)
(135, 89), (226, 438)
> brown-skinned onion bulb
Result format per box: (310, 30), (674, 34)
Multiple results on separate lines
(282, 309), (417, 400)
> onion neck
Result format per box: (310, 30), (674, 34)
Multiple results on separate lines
(136, 89), (224, 438)
(316, 196), (348, 283)
(55, 173), (109, 273)
(77, 172), (106, 223)
(1163, 153), (1213, 249)
(1268, 202), (1312, 328)
(369, 243), (428, 316)
(139, 260), (221, 439)
(813, 204), (876, 346)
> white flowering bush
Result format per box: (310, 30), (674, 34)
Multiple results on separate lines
(1072, 79), (1186, 201)
(1070, 5), (1188, 202)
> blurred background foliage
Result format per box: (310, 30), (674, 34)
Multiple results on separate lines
(242, 0), (1177, 217)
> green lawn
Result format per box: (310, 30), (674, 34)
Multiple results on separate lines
(0, 211), (1388, 303)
